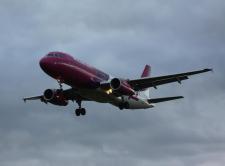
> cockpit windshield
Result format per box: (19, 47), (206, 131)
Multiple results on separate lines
(47, 53), (64, 58)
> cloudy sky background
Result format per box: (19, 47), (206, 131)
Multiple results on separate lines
(0, 0), (225, 165)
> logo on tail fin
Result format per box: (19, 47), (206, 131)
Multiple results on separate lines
(139, 65), (151, 98)
(141, 65), (151, 78)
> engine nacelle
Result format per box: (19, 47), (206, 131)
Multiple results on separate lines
(110, 78), (135, 96)
(43, 89), (68, 106)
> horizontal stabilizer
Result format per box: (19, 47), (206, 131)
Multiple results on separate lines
(148, 96), (184, 103)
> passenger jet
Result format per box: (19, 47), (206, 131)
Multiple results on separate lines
(23, 52), (212, 116)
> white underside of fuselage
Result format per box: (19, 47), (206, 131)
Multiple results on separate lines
(75, 88), (154, 110)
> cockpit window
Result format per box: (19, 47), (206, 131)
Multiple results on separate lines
(47, 53), (64, 58)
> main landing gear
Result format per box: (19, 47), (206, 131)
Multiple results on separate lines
(56, 79), (86, 116)
(75, 100), (86, 116)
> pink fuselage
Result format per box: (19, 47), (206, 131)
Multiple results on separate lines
(39, 52), (109, 89)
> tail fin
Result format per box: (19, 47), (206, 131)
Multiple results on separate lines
(139, 65), (151, 98)
(141, 65), (151, 78)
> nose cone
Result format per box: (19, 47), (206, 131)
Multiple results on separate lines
(39, 56), (59, 79)
(39, 57), (49, 71)
(39, 57), (55, 74)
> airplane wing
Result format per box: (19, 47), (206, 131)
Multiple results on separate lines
(148, 96), (184, 103)
(128, 68), (212, 91)
(23, 96), (44, 102)
(23, 88), (89, 103)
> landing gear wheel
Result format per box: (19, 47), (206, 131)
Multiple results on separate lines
(75, 100), (86, 116)
(80, 108), (86, 116)
(75, 108), (86, 116)
(118, 102), (129, 110)
(119, 104), (124, 110)
(75, 109), (81, 116)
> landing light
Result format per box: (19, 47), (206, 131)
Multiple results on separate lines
(106, 89), (113, 94)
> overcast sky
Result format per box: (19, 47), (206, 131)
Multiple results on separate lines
(0, 0), (225, 166)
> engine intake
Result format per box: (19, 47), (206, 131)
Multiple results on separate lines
(44, 89), (55, 100)
(43, 89), (68, 106)
(110, 78), (135, 96)
(110, 78), (121, 90)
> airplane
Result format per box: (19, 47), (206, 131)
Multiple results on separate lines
(23, 52), (212, 116)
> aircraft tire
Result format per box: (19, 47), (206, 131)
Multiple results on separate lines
(119, 104), (124, 110)
(119, 102), (129, 110)
(124, 102), (129, 109)
(75, 109), (81, 116)
(80, 108), (86, 116)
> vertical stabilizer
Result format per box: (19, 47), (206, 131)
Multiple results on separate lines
(141, 65), (151, 78)
(139, 65), (151, 98)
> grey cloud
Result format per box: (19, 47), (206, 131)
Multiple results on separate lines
(0, 0), (225, 166)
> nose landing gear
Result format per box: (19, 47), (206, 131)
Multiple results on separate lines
(75, 100), (86, 116)
(57, 79), (63, 90)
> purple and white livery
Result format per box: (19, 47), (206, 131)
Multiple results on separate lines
(24, 52), (212, 116)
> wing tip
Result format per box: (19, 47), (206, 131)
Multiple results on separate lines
(204, 68), (213, 72)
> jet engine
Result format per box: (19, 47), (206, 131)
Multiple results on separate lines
(43, 89), (68, 106)
(110, 78), (135, 96)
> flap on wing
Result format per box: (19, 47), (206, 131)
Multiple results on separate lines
(148, 96), (184, 103)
